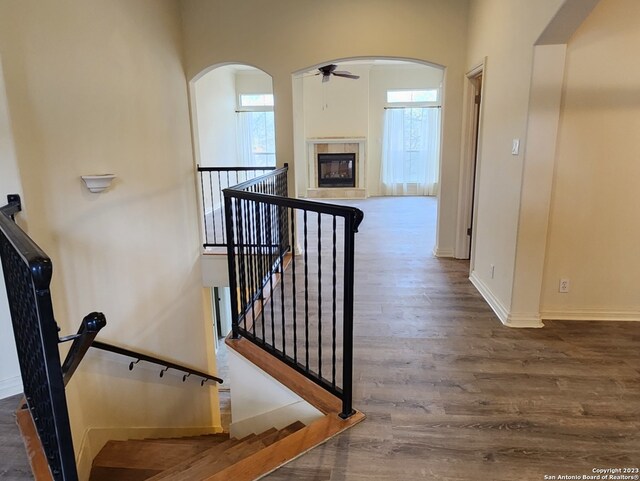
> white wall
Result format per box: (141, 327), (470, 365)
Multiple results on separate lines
(193, 65), (239, 167)
(0, 0), (219, 474)
(541, 0), (640, 321)
(235, 70), (273, 97)
(180, 0), (470, 256)
(0, 57), (23, 399)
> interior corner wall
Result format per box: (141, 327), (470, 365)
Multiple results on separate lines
(0, 57), (23, 399)
(179, 0), (470, 256)
(541, 0), (640, 321)
(464, 0), (565, 317)
(0, 0), (218, 466)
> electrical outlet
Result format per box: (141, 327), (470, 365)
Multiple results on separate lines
(490, 264), (495, 279)
(559, 278), (570, 293)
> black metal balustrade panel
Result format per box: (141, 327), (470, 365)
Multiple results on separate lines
(198, 166), (276, 248)
(0, 196), (78, 481)
(223, 167), (363, 418)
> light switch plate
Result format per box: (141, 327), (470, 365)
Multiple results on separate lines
(512, 139), (520, 155)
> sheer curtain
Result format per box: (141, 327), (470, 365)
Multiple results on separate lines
(380, 107), (440, 196)
(237, 111), (276, 167)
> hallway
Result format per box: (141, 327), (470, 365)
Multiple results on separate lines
(263, 196), (640, 480)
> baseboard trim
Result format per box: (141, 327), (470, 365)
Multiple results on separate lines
(433, 246), (455, 258)
(0, 375), (23, 399)
(505, 313), (544, 329)
(76, 424), (224, 481)
(469, 272), (509, 325)
(541, 309), (640, 322)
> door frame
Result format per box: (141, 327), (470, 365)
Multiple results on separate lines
(455, 59), (486, 269)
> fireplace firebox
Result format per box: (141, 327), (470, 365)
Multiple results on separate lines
(317, 153), (356, 188)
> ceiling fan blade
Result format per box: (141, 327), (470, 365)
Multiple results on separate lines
(322, 74), (330, 83)
(332, 72), (360, 80)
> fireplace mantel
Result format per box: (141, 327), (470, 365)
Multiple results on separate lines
(306, 137), (366, 199)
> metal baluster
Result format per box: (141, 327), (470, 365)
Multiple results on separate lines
(200, 171), (209, 246)
(209, 172), (217, 245)
(225, 197), (239, 338)
(332, 215), (337, 388)
(340, 212), (356, 419)
(290, 207), (298, 363)
(218, 171), (225, 244)
(267, 192), (275, 347)
(278, 202), (286, 356)
(247, 188), (257, 337)
(257, 196), (267, 342)
(317, 213), (322, 379)
(236, 198), (247, 332)
(303, 209), (309, 371)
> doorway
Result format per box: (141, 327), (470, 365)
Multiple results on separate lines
(455, 62), (485, 265)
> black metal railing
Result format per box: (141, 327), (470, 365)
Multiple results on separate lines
(0, 195), (78, 481)
(198, 166), (276, 248)
(90, 341), (223, 386)
(223, 167), (364, 418)
(0, 194), (224, 481)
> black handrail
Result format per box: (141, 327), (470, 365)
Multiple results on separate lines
(91, 341), (223, 385)
(197, 165), (276, 248)
(222, 167), (363, 418)
(61, 312), (107, 386)
(0, 194), (78, 481)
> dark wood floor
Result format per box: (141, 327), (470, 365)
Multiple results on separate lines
(262, 196), (640, 481)
(2, 196), (639, 480)
(0, 395), (31, 480)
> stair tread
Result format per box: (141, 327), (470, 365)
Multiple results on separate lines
(89, 466), (162, 481)
(92, 439), (217, 470)
(260, 421), (306, 446)
(145, 438), (242, 481)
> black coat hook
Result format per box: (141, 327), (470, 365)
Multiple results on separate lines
(159, 366), (169, 378)
(129, 359), (140, 371)
(201, 378), (209, 386)
(182, 373), (191, 382)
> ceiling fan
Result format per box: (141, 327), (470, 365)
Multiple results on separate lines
(316, 64), (360, 83)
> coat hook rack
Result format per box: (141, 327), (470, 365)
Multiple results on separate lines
(182, 373), (191, 382)
(129, 359), (140, 371)
(159, 366), (169, 378)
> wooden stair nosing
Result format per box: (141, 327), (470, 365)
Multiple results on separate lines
(202, 411), (365, 481)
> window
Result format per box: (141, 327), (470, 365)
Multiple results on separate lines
(237, 93), (276, 167)
(386, 89), (439, 104)
(239, 94), (274, 108)
(380, 89), (441, 195)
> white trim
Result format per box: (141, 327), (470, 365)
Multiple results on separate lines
(470, 272), (544, 328)
(469, 271), (509, 325)
(541, 309), (640, 322)
(432, 246), (454, 258)
(455, 59), (486, 261)
(506, 313), (544, 329)
(0, 375), (23, 399)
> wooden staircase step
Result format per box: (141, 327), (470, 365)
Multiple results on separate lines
(143, 434), (230, 445)
(91, 439), (216, 471)
(260, 421), (306, 446)
(89, 466), (162, 481)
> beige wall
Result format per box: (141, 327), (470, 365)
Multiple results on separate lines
(465, 0), (564, 313)
(193, 65), (239, 167)
(541, 0), (640, 320)
(0, 57), (23, 398)
(180, 0), (470, 255)
(0, 0), (219, 470)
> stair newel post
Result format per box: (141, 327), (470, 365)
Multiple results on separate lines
(339, 212), (357, 419)
(224, 193), (240, 339)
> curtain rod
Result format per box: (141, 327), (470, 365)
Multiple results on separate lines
(384, 106), (442, 110)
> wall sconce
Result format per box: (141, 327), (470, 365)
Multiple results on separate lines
(81, 174), (116, 193)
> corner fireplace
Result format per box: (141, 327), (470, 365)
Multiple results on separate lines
(317, 153), (356, 188)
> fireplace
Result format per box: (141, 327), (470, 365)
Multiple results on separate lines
(317, 153), (356, 188)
